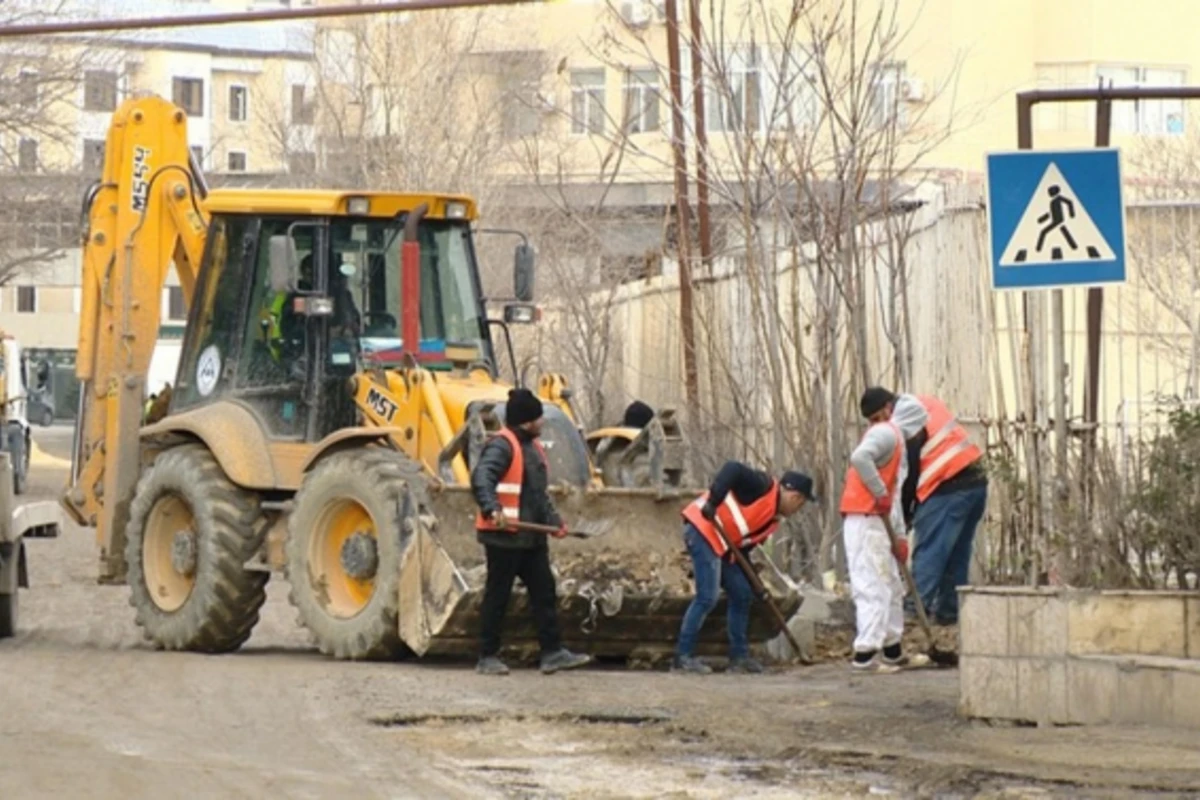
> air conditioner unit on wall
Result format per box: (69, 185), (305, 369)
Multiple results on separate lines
(900, 77), (925, 103)
(620, 0), (653, 28)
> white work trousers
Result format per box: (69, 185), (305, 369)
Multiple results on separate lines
(844, 514), (905, 654)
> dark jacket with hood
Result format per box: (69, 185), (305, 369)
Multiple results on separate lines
(471, 426), (562, 549)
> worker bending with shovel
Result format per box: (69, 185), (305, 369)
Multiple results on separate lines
(840, 389), (928, 673)
(674, 463), (815, 674)
(470, 388), (592, 676)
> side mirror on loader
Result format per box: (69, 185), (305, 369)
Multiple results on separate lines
(514, 243), (535, 302)
(268, 235), (298, 293)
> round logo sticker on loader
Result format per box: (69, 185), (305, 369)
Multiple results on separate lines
(196, 345), (221, 397)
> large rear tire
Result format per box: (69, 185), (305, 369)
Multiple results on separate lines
(286, 447), (422, 660)
(125, 445), (269, 652)
(596, 441), (652, 488)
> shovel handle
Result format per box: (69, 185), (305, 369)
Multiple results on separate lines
(880, 514), (935, 642)
(711, 517), (805, 661)
(505, 520), (586, 538)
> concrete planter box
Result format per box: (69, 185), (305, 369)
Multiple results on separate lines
(958, 587), (1200, 728)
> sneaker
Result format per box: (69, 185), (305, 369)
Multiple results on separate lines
(851, 654), (901, 674)
(540, 648), (591, 674)
(671, 655), (713, 674)
(476, 656), (510, 676)
(882, 644), (908, 668)
(727, 656), (766, 674)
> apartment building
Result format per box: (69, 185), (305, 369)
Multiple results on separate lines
(4, 0), (315, 178)
(348, 0), (1196, 188)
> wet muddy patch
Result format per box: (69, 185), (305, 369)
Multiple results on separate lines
(369, 708), (676, 728)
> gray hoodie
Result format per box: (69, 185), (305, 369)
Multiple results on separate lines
(848, 394), (928, 499)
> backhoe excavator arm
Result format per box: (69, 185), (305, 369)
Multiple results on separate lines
(62, 96), (209, 582)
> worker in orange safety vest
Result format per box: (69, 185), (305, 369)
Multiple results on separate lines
(841, 389), (930, 672)
(673, 462), (815, 675)
(863, 387), (989, 627)
(470, 388), (592, 677)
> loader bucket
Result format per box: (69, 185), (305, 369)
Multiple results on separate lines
(396, 485), (802, 663)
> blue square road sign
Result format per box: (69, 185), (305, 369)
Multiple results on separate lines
(986, 148), (1127, 290)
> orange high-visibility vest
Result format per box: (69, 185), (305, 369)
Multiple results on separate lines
(474, 428), (547, 531)
(681, 481), (781, 556)
(916, 395), (982, 502)
(839, 422), (903, 515)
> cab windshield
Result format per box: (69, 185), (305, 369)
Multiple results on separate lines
(329, 218), (492, 367)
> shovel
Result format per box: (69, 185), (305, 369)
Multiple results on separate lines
(880, 514), (959, 668)
(712, 517), (807, 663)
(507, 519), (614, 540)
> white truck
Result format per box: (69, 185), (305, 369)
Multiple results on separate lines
(0, 452), (60, 636)
(0, 334), (39, 495)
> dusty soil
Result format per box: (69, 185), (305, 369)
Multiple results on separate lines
(3, 427), (1199, 799)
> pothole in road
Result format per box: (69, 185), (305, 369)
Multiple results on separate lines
(369, 709), (675, 728)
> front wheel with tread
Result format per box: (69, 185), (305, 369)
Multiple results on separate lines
(286, 447), (422, 660)
(125, 445), (269, 653)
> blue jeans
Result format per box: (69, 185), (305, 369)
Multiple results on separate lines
(675, 523), (754, 659)
(911, 484), (988, 623)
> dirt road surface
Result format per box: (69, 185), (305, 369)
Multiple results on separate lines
(3, 427), (1199, 799)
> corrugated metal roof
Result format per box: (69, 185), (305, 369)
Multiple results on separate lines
(18, 0), (315, 57)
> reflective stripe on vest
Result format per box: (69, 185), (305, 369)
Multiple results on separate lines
(839, 422), (903, 515)
(681, 480), (781, 556)
(915, 395), (981, 502)
(475, 429), (548, 531)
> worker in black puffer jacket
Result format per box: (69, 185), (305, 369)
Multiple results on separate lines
(470, 388), (592, 677)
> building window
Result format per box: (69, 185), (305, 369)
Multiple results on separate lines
(227, 151), (247, 172)
(869, 62), (907, 128)
(18, 70), (38, 108)
(190, 146), (205, 168)
(571, 69), (606, 135)
(501, 78), (540, 138)
(707, 48), (764, 133)
(167, 286), (186, 320)
(84, 70), (118, 112)
(1097, 65), (1186, 135)
(17, 138), (38, 172)
(623, 68), (659, 133)
(288, 151), (317, 174)
(16, 286), (36, 314)
(83, 139), (106, 173)
(172, 77), (205, 117)
(291, 84), (315, 125)
(228, 85), (248, 122)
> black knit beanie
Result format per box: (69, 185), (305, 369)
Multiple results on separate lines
(506, 388), (544, 427)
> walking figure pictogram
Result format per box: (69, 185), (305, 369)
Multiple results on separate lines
(1035, 185), (1076, 254)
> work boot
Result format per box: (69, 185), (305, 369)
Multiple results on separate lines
(671, 655), (713, 675)
(476, 656), (510, 676)
(727, 656), (765, 674)
(540, 648), (591, 674)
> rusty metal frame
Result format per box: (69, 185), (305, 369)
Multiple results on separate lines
(1014, 84), (1200, 532)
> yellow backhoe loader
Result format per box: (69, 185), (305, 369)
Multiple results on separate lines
(62, 95), (799, 662)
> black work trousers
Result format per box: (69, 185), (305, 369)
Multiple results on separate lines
(479, 544), (562, 658)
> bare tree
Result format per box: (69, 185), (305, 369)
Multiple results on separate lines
(0, 2), (110, 284)
(1126, 131), (1200, 397)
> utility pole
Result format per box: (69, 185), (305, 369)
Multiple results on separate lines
(664, 0), (701, 424)
(687, 0), (714, 274)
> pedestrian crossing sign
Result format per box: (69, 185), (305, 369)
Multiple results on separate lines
(986, 148), (1126, 290)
